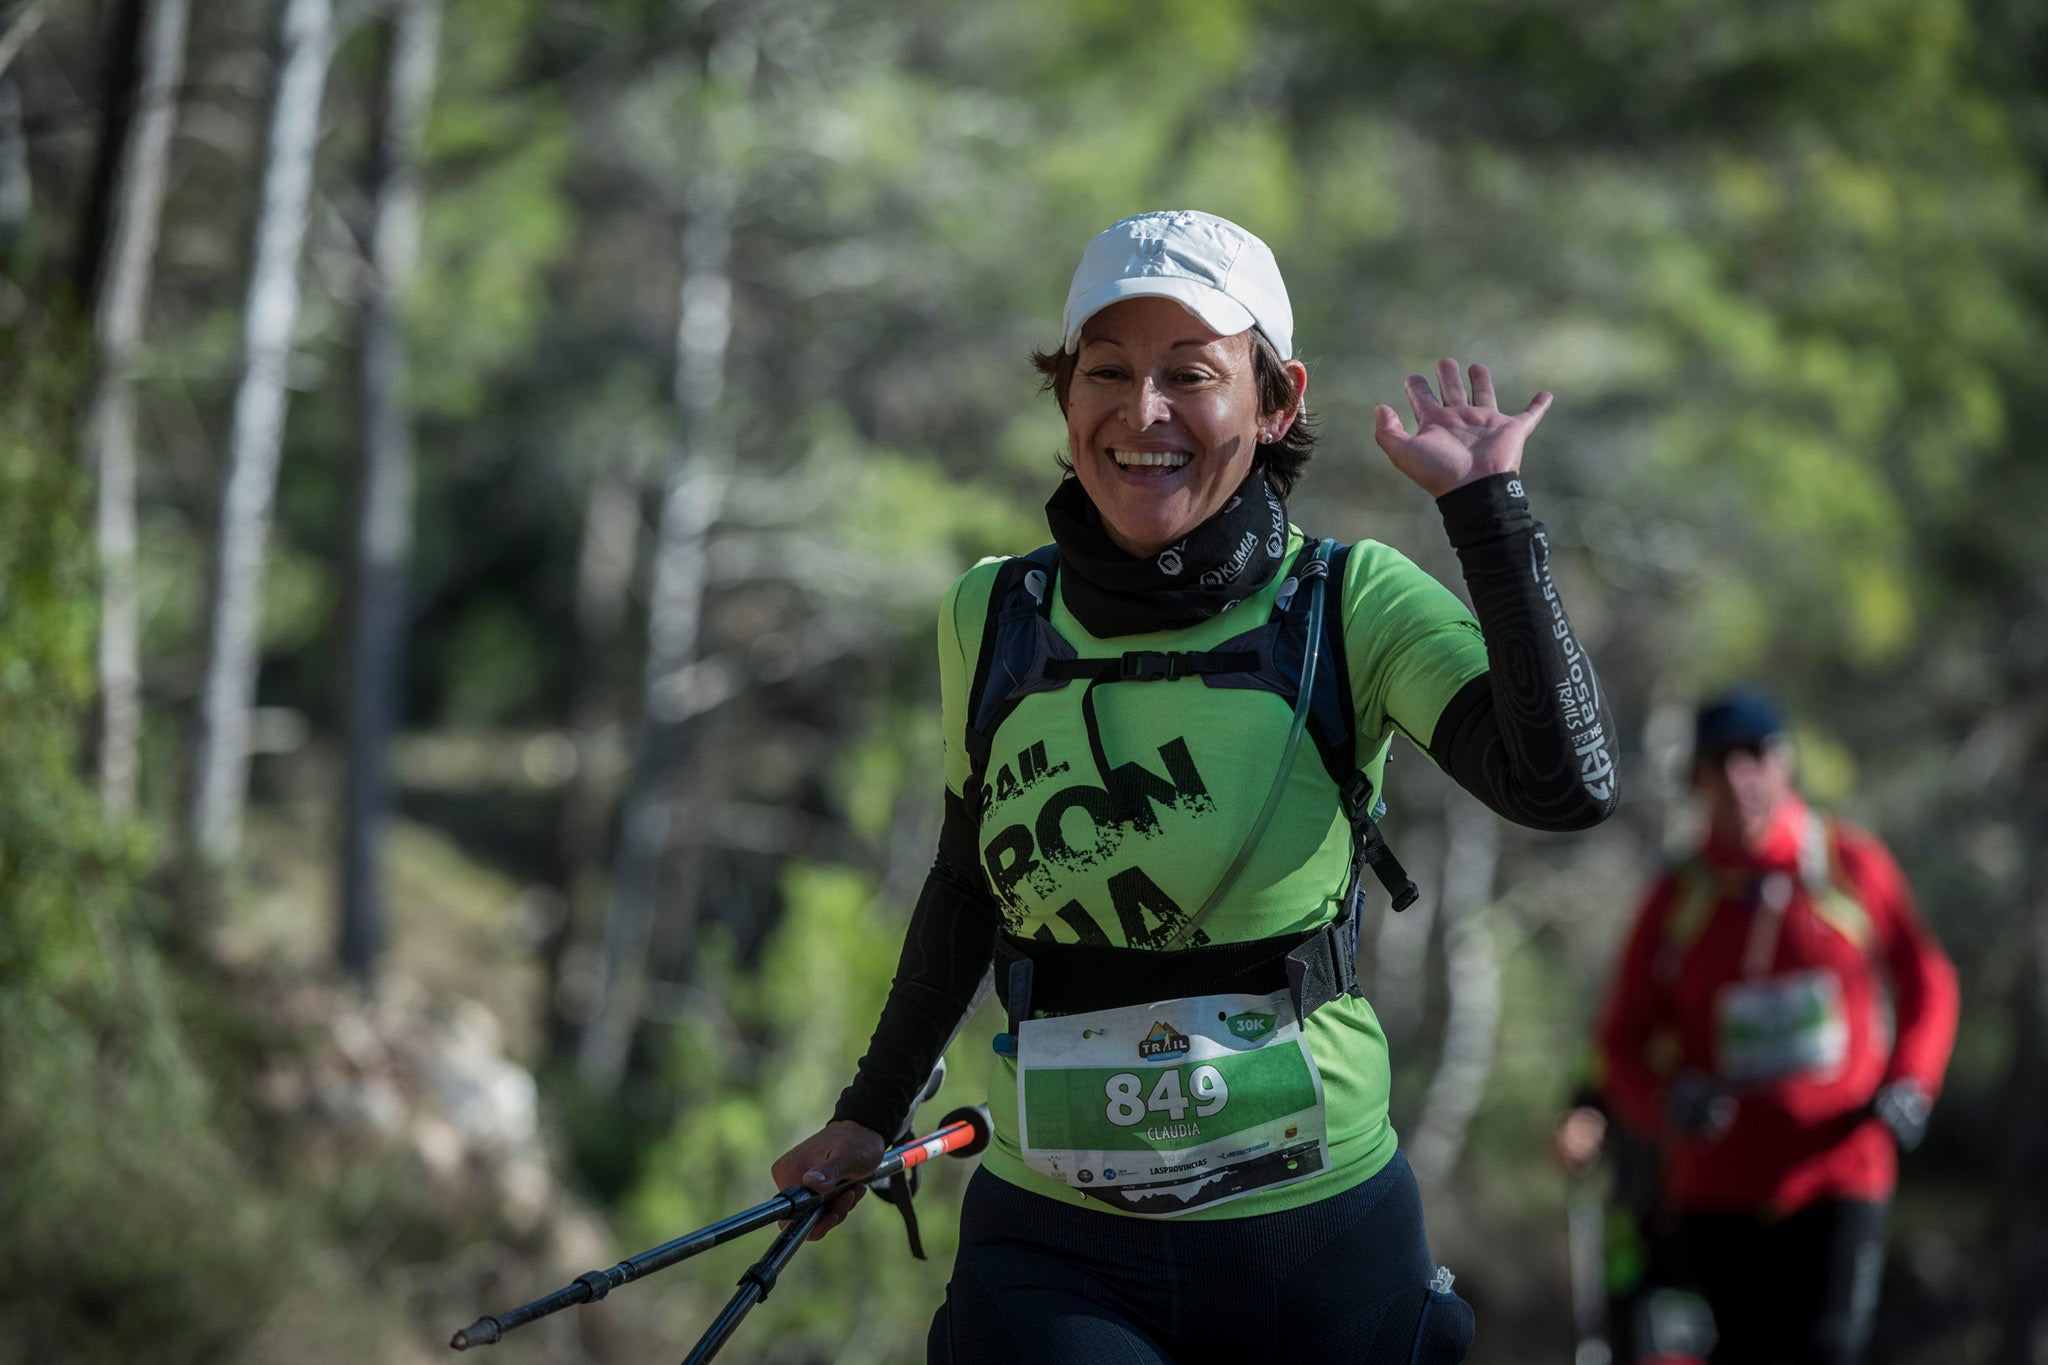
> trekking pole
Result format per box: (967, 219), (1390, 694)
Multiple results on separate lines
(679, 1200), (827, 1364)
(682, 1059), (960, 1365)
(1555, 1103), (1612, 1365)
(1565, 1176), (1611, 1365)
(449, 1103), (991, 1352)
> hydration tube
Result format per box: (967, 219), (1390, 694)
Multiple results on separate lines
(1160, 537), (1334, 951)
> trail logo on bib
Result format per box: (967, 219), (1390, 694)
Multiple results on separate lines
(1226, 1011), (1275, 1042)
(1139, 1021), (1190, 1060)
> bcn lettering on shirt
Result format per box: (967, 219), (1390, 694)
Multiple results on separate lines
(980, 733), (1218, 945)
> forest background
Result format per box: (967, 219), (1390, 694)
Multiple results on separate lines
(4, 0), (2046, 1361)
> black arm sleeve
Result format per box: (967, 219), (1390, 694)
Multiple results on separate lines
(831, 788), (1001, 1137)
(1425, 474), (1620, 832)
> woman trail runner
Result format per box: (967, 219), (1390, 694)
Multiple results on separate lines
(772, 209), (1621, 1363)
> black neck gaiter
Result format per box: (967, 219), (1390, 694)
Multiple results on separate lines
(1044, 464), (1290, 637)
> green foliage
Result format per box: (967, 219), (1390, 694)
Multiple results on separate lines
(0, 336), (126, 990)
(439, 593), (554, 724)
(0, 331), (420, 1365)
(0, 332), (295, 1364)
(411, 0), (575, 420)
(0, 982), (295, 1365)
(622, 864), (988, 1361)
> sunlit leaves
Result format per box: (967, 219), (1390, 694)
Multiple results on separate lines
(410, 0), (574, 419)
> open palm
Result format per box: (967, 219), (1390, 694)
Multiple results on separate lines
(1374, 357), (1552, 498)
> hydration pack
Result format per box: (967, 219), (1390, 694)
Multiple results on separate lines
(960, 540), (1420, 1002)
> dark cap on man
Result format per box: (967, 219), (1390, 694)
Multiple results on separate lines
(1694, 685), (1786, 758)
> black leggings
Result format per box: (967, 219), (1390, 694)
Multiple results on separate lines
(1679, 1198), (1888, 1365)
(928, 1151), (1473, 1364)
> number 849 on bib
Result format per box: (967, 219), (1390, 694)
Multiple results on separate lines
(1104, 1065), (1229, 1126)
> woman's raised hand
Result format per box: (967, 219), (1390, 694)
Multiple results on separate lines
(770, 1119), (887, 1242)
(1373, 358), (1552, 498)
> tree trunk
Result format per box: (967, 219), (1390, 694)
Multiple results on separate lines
(1407, 794), (1504, 1186)
(338, 0), (441, 985)
(545, 456), (642, 1050)
(80, 0), (189, 818)
(189, 0), (334, 867)
(0, 5), (41, 270)
(0, 63), (31, 267)
(73, 0), (139, 308)
(0, 2), (47, 80)
(577, 162), (738, 1089)
(0, 0), (44, 234)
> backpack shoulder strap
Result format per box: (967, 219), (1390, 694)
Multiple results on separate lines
(1654, 855), (1720, 988)
(1298, 540), (1418, 918)
(1305, 539), (1357, 790)
(1198, 537), (1358, 790)
(1803, 812), (1876, 953)
(963, 544), (1058, 795)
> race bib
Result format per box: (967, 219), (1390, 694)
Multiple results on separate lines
(1015, 988), (1328, 1217)
(1714, 969), (1848, 1083)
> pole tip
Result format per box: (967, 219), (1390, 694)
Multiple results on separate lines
(450, 1316), (502, 1350)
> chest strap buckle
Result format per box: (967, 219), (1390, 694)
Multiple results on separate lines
(1118, 650), (1177, 681)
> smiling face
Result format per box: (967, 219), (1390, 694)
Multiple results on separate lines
(1064, 296), (1306, 558)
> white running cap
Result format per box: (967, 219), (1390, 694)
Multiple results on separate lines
(1060, 209), (1294, 358)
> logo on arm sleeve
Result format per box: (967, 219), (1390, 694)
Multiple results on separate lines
(1531, 530), (1614, 803)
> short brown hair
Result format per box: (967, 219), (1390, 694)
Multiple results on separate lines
(1029, 331), (1318, 497)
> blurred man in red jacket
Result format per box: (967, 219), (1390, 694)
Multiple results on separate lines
(1596, 687), (1958, 1365)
